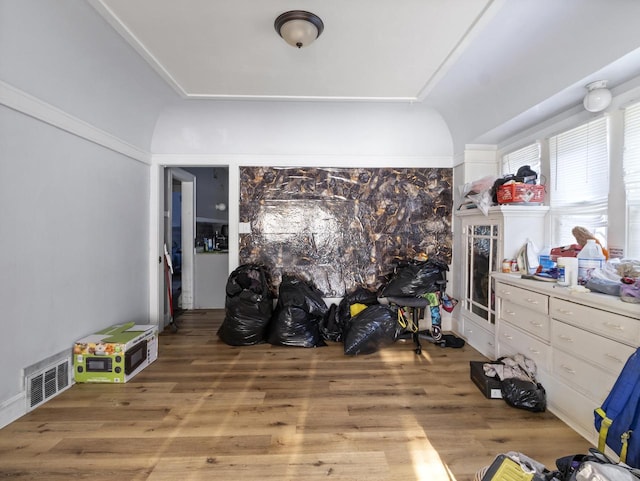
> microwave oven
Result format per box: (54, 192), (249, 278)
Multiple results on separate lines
(73, 322), (158, 383)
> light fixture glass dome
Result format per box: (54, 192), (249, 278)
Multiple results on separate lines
(583, 80), (612, 113)
(275, 11), (324, 48)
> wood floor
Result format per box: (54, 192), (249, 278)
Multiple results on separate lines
(0, 310), (593, 481)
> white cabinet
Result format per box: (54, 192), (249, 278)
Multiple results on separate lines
(493, 273), (640, 445)
(455, 206), (548, 358)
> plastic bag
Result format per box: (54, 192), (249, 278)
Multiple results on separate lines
(218, 264), (273, 346)
(343, 305), (399, 355)
(585, 274), (621, 296)
(267, 275), (328, 348)
(381, 259), (448, 298)
(621, 279), (640, 304)
(458, 175), (496, 215)
(320, 286), (378, 342)
(501, 377), (547, 412)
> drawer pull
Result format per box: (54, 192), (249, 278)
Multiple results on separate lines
(605, 353), (624, 363)
(503, 334), (513, 340)
(558, 308), (574, 315)
(505, 310), (516, 316)
(558, 334), (574, 342)
(501, 290), (511, 296)
(530, 321), (543, 328)
(528, 348), (541, 354)
(526, 298), (539, 304)
(560, 364), (576, 375)
(603, 322), (624, 331)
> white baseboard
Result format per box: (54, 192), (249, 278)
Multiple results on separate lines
(0, 392), (26, 429)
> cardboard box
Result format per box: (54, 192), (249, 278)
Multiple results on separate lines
(73, 322), (158, 383)
(470, 361), (503, 399)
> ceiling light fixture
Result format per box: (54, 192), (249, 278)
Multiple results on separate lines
(583, 80), (612, 113)
(274, 10), (324, 48)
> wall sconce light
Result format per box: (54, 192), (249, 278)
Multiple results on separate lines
(583, 80), (612, 113)
(215, 203), (227, 211)
(274, 10), (324, 48)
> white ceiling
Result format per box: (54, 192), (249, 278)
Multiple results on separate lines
(90, 0), (640, 145)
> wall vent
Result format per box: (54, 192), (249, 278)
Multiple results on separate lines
(24, 350), (73, 411)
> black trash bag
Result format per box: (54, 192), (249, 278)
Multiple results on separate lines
(501, 377), (547, 412)
(218, 264), (273, 346)
(320, 287), (379, 342)
(381, 259), (448, 298)
(277, 275), (328, 318)
(267, 276), (327, 348)
(268, 305), (326, 348)
(344, 304), (399, 355)
(319, 303), (340, 342)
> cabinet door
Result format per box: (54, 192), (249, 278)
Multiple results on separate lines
(463, 223), (499, 326)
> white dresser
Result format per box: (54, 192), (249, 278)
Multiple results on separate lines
(493, 273), (640, 445)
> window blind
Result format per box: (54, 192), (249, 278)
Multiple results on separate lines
(501, 143), (540, 177)
(623, 102), (640, 258)
(549, 117), (609, 208)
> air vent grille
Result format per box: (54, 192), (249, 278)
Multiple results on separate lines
(25, 354), (72, 411)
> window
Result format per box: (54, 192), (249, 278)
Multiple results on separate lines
(623, 102), (640, 259)
(501, 142), (541, 178)
(549, 117), (609, 246)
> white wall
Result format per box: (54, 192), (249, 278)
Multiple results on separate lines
(0, 0), (177, 428)
(152, 100), (453, 157)
(0, 0), (175, 150)
(0, 105), (151, 424)
(149, 99), (456, 326)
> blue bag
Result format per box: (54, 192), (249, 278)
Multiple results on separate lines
(594, 348), (640, 468)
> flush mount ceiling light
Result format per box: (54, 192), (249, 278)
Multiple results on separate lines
(274, 10), (324, 48)
(583, 80), (612, 113)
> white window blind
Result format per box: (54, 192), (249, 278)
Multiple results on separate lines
(501, 143), (541, 177)
(549, 117), (609, 207)
(623, 102), (640, 258)
(549, 117), (609, 246)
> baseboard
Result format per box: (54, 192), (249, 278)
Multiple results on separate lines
(0, 392), (26, 429)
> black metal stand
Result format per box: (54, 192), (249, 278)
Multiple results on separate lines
(387, 296), (432, 354)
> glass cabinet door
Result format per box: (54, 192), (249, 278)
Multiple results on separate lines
(464, 223), (499, 325)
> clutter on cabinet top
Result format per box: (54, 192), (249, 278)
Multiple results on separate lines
(528, 224), (639, 303)
(458, 175), (496, 215)
(493, 165), (545, 205)
(572, 226), (609, 259)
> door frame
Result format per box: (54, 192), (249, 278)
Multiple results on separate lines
(165, 168), (196, 315)
(150, 158), (236, 329)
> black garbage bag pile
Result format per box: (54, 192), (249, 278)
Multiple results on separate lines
(268, 275), (328, 348)
(320, 286), (379, 342)
(344, 304), (399, 355)
(380, 258), (448, 298)
(218, 264), (273, 346)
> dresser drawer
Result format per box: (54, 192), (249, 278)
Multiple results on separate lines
(550, 298), (639, 346)
(462, 317), (495, 359)
(496, 282), (548, 315)
(497, 321), (550, 371)
(500, 300), (550, 341)
(552, 320), (635, 376)
(552, 349), (617, 403)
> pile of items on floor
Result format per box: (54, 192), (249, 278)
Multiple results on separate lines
(475, 450), (640, 481)
(475, 344), (640, 480)
(217, 260), (463, 355)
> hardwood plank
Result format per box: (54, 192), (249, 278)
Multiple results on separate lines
(0, 309), (593, 481)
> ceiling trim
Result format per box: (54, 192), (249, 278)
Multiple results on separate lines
(416, 0), (505, 101)
(89, 0), (189, 98)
